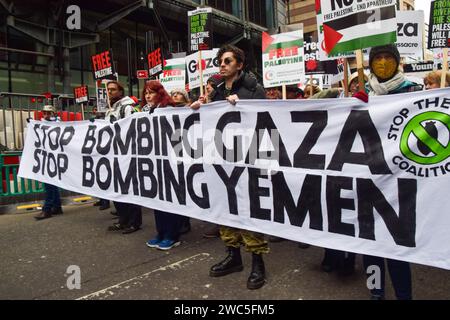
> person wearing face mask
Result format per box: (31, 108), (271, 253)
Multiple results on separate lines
(362, 44), (422, 300)
(34, 105), (63, 220)
(367, 44), (422, 96)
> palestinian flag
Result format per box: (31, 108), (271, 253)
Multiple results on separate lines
(319, 0), (397, 55)
(262, 31), (304, 54)
(159, 57), (186, 92)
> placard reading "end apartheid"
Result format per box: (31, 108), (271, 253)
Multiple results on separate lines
(91, 50), (116, 80)
(319, 0), (397, 55)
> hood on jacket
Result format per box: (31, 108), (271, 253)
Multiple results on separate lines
(112, 96), (135, 109)
(232, 71), (258, 91)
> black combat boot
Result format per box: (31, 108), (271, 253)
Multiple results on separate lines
(209, 246), (243, 277)
(247, 253), (265, 290)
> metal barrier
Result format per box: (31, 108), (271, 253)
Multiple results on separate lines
(0, 92), (95, 198)
(0, 152), (44, 196)
(0, 92), (95, 151)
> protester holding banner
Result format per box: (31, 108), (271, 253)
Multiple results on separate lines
(361, 44), (424, 300)
(89, 106), (111, 212)
(170, 89), (191, 107)
(195, 44), (268, 290)
(34, 104), (63, 220)
(285, 85), (304, 99)
(367, 44), (422, 96)
(104, 81), (137, 122)
(141, 81), (186, 250)
(265, 87), (282, 100)
(141, 80), (176, 112)
(190, 75), (223, 239)
(105, 81), (142, 234)
(209, 45), (265, 104)
(168, 88), (192, 236)
(349, 72), (368, 95)
(206, 74), (222, 100)
(423, 71), (450, 90)
(303, 85), (321, 99)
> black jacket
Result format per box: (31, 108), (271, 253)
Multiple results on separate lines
(210, 71), (266, 102)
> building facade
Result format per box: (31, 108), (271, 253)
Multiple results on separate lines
(0, 0), (287, 96)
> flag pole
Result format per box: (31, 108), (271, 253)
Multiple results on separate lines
(343, 58), (350, 97)
(199, 50), (204, 97)
(441, 48), (449, 88)
(104, 81), (112, 110)
(81, 103), (85, 120)
(356, 49), (365, 93)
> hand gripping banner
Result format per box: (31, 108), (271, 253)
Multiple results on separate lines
(19, 89), (450, 269)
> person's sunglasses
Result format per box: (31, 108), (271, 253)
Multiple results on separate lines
(219, 57), (234, 65)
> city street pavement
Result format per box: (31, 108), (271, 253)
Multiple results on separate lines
(1, 199), (449, 300)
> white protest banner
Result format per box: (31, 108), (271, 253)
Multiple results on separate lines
(18, 89), (450, 270)
(319, 0), (397, 56)
(396, 10), (424, 60)
(262, 30), (305, 88)
(186, 48), (219, 90)
(159, 58), (186, 93)
(433, 48), (450, 69)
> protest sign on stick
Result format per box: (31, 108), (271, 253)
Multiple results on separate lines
(188, 7), (213, 96)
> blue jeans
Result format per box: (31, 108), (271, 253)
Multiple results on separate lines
(363, 255), (412, 300)
(43, 183), (61, 211)
(154, 210), (183, 241)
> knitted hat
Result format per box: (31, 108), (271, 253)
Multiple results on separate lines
(369, 44), (400, 72)
(170, 88), (189, 102)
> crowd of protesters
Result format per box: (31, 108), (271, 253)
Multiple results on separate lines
(33, 42), (450, 298)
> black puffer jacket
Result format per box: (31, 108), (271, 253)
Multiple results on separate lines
(210, 71), (266, 101)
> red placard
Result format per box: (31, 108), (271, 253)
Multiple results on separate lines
(73, 85), (89, 104)
(147, 48), (163, 77)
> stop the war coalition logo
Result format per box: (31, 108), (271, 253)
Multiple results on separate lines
(389, 96), (450, 177)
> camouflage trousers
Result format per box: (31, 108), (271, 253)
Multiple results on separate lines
(220, 226), (269, 255)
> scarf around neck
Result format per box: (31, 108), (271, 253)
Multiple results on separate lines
(368, 72), (405, 96)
